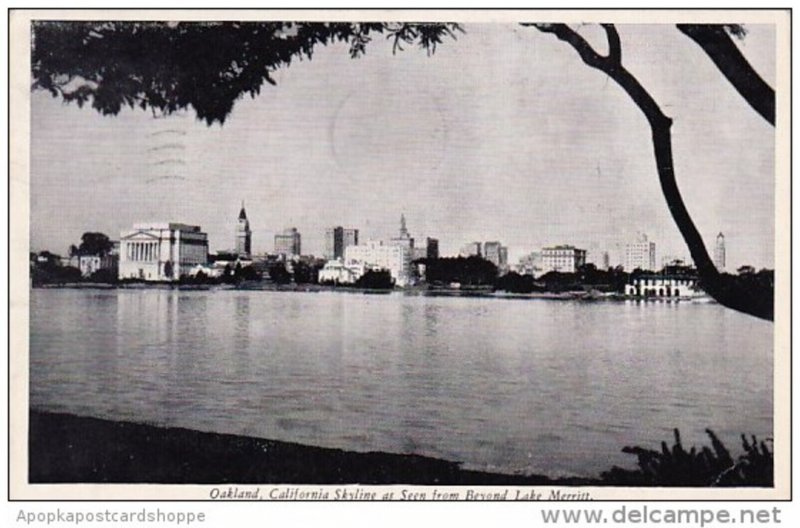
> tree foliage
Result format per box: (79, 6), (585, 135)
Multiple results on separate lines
(601, 428), (773, 487)
(75, 232), (114, 256)
(32, 21), (461, 125)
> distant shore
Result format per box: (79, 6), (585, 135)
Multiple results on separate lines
(29, 410), (596, 485)
(30, 282), (709, 302)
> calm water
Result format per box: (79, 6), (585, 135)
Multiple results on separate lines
(29, 288), (773, 478)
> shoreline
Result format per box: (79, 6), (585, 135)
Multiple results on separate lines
(29, 410), (596, 485)
(30, 283), (710, 303)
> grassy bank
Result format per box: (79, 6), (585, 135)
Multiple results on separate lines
(29, 410), (593, 485)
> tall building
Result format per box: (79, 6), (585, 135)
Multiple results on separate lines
(412, 237), (440, 260)
(274, 227), (301, 257)
(541, 245), (587, 273)
(390, 213), (415, 251)
(483, 241), (508, 270)
(119, 223), (208, 281)
(426, 237), (440, 259)
(325, 226), (359, 260)
(236, 202), (252, 257)
(345, 240), (412, 287)
(460, 241), (482, 258)
(625, 233), (657, 271)
(714, 232), (726, 271)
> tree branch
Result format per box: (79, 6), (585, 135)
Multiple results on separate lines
(529, 23), (772, 321)
(601, 23), (621, 62)
(677, 24), (775, 126)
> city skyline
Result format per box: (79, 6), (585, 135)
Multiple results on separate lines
(31, 24), (775, 269)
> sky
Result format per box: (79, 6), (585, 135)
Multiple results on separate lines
(30, 23), (776, 270)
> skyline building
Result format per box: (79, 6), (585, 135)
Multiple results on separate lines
(625, 233), (657, 271)
(324, 226), (359, 261)
(460, 241), (482, 258)
(390, 213), (415, 252)
(483, 241), (508, 270)
(235, 202), (252, 257)
(274, 227), (302, 257)
(714, 232), (726, 271)
(119, 222), (208, 281)
(412, 237), (440, 261)
(541, 245), (587, 274)
(345, 240), (412, 287)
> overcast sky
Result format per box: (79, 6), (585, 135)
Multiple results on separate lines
(30, 23), (775, 269)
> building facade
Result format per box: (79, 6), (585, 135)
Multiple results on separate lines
(541, 245), (587, 273)
(345, 240), (411, 287)
(714, 232), (726, 271)
(318, 259), (366, 285)
(412, 237), (440, 261)
(625, 274), (699, 298)
(119, 223), (208, 281)
(236, 203), (252, 257)
(324, 226), (359, 260)
(390, 214), (415, 252)
(625, 233), (657, 271)
(460, 241), (482, 258)
(483, 241), (508, 270)
(274, 227), (301, 257)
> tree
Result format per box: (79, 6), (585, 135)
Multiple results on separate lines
(76, 232), (113, 256)
(31, 21), (774, 319)
(526, 23), (774, 321)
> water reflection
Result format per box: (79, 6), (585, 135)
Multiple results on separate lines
(30, 289), (773, 478)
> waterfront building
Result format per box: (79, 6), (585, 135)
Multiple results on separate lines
(460, 241), (482, 258)
(345, 240), (411, 287)
(119, 223), (208, 281)
(625, 274), (700, 298)
(318, 259), (367, 285)
(714, 232), (726, 271)
(235, 202), (252, 257)
(274, 227), (301, 257)
(541, 245), (587, 274)
(625, 233), (657, 271)
(324, 226), (359, 260)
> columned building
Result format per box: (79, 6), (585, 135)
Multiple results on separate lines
(119, 223), (208, 281)
(236, 202), (252, 257)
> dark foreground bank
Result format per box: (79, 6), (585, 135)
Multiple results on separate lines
(29, 411), (594, 485)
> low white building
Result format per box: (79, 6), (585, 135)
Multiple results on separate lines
(345, 240), (411, 287)
(119, 223), (208, 281)
(625, 274), (700, 298)
(318, 259), (367, 285)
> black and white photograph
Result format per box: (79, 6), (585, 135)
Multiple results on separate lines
(8, 9), (790, 501)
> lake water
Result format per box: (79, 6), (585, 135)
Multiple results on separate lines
(29, 288), (774, 478)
